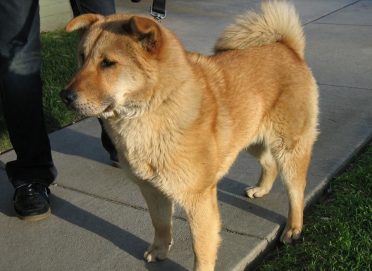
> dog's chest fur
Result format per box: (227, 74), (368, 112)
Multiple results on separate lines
(103, 115), (194, 187)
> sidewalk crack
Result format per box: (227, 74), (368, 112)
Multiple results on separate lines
(312, 22), (372, 27)
(304, 0), (361, 26)
(54, 183), (150, 213)
(318, 83), (372, 91)
(221, 227), (267, 241)
(54, 183), (269, 241)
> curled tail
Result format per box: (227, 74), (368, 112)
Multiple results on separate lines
(215, 1), (305, 60)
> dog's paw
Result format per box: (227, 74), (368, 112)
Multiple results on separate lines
(245, 186), (270, 199)
(144, 241), (173, 263)
(280, 227), (302, 243)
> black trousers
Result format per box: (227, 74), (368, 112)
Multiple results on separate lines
(0, 0), (116, 188)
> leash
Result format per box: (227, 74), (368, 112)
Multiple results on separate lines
(131, 0), (167, 21)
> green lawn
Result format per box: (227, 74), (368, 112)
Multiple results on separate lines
(258, 144), (372, 271)
(0, 31), (80, 153)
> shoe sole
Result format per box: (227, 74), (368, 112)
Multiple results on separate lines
(17, 208), (51, 222)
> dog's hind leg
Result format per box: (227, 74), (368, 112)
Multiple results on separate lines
(183, 186), (221, 271)
(276, 140), (313, 243)
(245, 143), (278, 198)
(137, 181), (174, 262)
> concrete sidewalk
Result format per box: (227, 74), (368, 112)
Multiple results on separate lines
(1, 0), (371, 270)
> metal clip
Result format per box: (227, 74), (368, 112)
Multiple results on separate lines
(150, 5), (166, 21)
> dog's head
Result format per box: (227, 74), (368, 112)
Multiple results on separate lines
(60, 14), (169, 118)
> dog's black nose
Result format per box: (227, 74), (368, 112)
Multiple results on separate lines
(60, 89), (77, 106)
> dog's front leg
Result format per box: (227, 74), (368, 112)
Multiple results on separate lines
(183, 187), (221, 271)
(137, 181), (174, 262)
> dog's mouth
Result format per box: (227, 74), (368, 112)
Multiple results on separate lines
(98, 100), (118, 118)
(103, 102), (115, 113)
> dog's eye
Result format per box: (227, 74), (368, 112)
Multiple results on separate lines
(101, 58), (116, 68)
(80, 52), (85, 62)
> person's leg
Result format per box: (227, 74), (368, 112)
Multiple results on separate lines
(0, 0), (56, 220)
(69, 0), (118, 163)
(69, 0), (116, 16)
(0, 0), (56, 187)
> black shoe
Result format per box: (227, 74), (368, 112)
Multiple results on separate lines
(13, 183), (51, 221)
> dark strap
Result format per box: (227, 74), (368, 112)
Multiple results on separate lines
(150, 0), (166, 20)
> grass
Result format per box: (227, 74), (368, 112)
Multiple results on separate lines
(257, 144), (372, 271)
(0, 127), (10, 153)
(41, 31), (80, 133)
(0, 30), (80, 153)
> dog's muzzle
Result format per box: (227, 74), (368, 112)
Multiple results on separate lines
(60, 89), (78, 107)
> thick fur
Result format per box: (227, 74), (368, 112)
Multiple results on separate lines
(215, 0), (305, 59)
(63, 1), (318, 271)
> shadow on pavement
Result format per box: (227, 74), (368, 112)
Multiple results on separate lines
(0, 159), (5, 170)
(0, 173), (188, 270)
(0, 170), (15, 217)
(51, 195), (189, 271)
(51, 125), (109, 164)
(218, 178), (286, 224)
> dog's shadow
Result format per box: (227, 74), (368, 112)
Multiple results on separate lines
(0, 176), (187, 271)
(0, 156), (284, 271)
(51, 196), (188, 271)
(218, 177), (286, 225)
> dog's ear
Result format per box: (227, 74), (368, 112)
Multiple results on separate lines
(66, 14), (103, 32)
(124, 16), (162, 54)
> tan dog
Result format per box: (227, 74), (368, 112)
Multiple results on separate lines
(61, 1), (318, 270)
